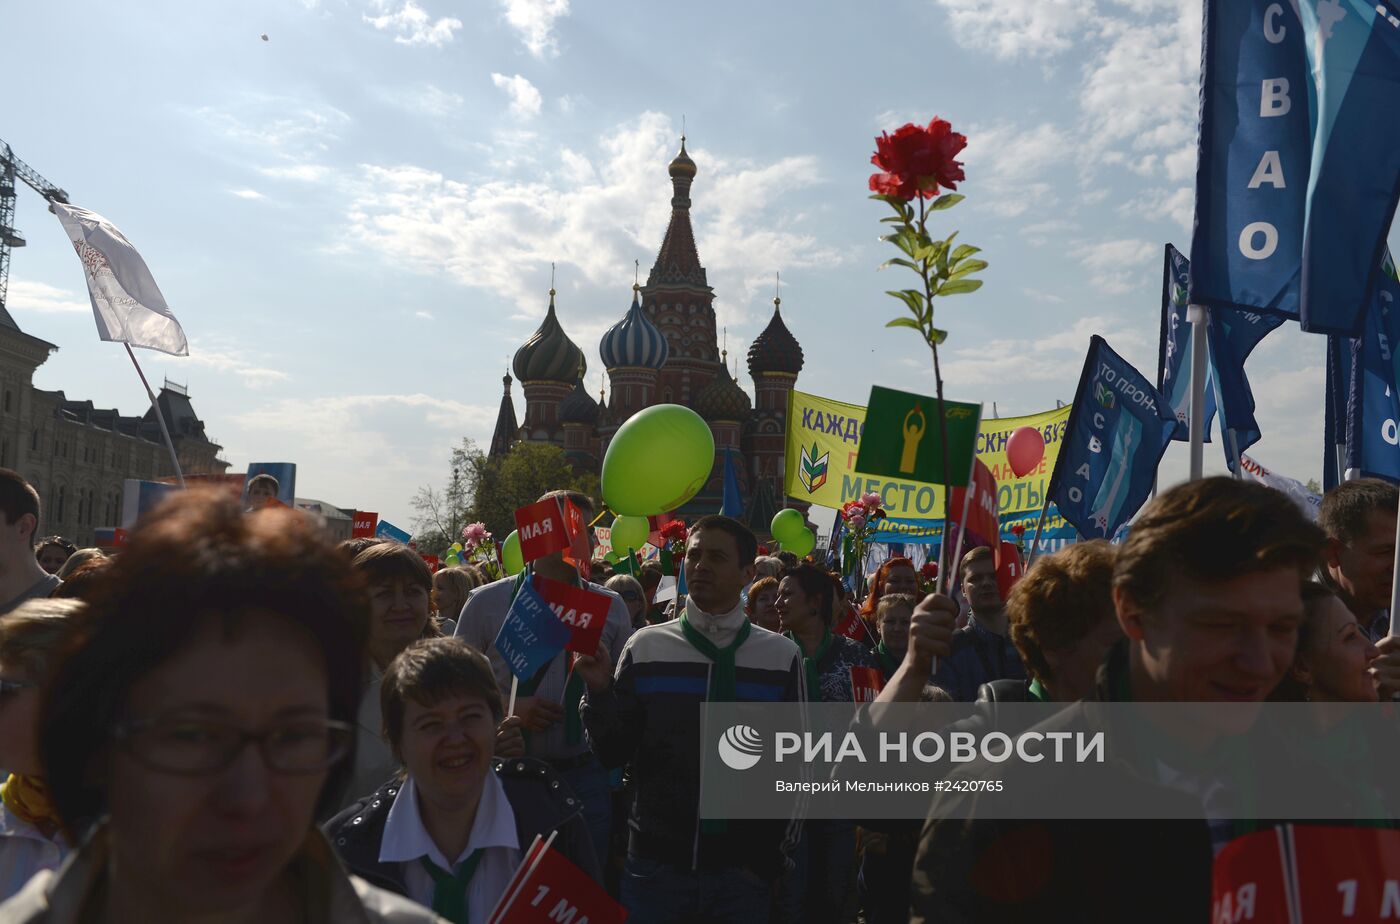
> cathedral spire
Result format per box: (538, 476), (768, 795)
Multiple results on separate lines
(489, 367), (518, 458)
(647, 136), (706, 289)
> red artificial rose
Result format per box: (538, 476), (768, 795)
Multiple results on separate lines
(920, 561), (939, 578)
(757, 544), (769, 556)
(1010, 524), (1026, 538)
(868, 118), (968, 201)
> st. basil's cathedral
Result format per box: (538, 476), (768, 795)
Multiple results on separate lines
(488, 138), (807, 529)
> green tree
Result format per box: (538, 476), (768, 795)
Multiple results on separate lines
(470, 442), (600, 541)
(410, 439), (490, 558)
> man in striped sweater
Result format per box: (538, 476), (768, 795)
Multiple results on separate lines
(575, 515), (802, 923)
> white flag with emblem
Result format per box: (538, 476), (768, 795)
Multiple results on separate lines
(51, 202), (188, 356)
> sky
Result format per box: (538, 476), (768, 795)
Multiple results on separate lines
(5, 0), (1391, 531)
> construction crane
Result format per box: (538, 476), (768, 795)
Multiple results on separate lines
(0, 140), (69, 323)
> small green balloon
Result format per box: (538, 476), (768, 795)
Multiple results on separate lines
(501, 530), (524, 575)
(786, 526), (816, 558)
(602, 404), (715, 515)
(611, 515), (650, 554)
(444, 552), (461, 566)
(771, 508), (805, 543)
(604, 550), (622, 565)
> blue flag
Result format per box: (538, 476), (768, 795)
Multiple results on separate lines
(1343, 266), (1400, 482)
(1188, 0), (1400, 335)
(492, 578), (572, 681)
(1159, 244), (1216, 442)
(1049, 337), (1182, 540)
(1207, 302), (1285, 468)
(375, 519), (412, 544)
(720, 448), (744, 517)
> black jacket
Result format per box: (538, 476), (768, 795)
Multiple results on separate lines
(324, 757), (601, 897)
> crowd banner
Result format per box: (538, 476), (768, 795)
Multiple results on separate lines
(1159, 244), (1216, 442)
(786, 390), (1075, 547)
(1238, 453), (1321, 520)
(1187, 0), (1400, 336)
(1048, 337), (1181, 542)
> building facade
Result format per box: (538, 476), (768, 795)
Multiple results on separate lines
(0, 307), (228, 546)
(493, 140), (807, 530)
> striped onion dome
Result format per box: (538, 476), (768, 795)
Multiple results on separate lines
(559, 377), (600, 424)
(747, 296), (804, 377)
(600, 285), (669, 370)
(513, 290), (586, 383)
(695, 355), (752, 422)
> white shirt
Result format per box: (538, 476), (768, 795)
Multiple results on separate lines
(0, 801), (65, 904)
(379, 774), (521, 920)
(346, 660), (400, 806)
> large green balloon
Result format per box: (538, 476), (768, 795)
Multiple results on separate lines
(785, 526), (816, 557)
(602, 404), (715, 515)
(771, 508), (805, 543)
(501, 530), (524, 576)
(611, 515), (650, 555)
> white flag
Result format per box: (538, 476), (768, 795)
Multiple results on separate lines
(51, 202), (188, 356)
(1239, 454), (1322, 521)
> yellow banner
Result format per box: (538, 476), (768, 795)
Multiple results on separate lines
(785, 389), (1071, 524)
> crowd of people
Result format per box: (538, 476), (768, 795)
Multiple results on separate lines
(0, 464), (1396, 922)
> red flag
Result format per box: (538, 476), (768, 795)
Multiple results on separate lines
(948, 459), (1000, 566)
(492, 840), (627, 924)
(351, 511), (379, 539)
(560, 499), (592, 580)
(1210, 829), (1291, 924)
(995, 541), (1023, 600)
(850, 666), (884, 703)
(1292, 826), (1400, 921)
(514, 499), (569, 563)
(533, 574), (612, 655)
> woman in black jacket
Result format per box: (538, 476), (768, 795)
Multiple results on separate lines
(326, 638), (598, 923)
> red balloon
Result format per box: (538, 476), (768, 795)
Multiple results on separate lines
(1006, 426), (1046, 478)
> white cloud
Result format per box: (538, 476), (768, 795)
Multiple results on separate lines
(940, 315), (1147, 387)
(229, 188), (266, 200)
(500, 0), (569, 58)
(363, 0), (463, 46)
(258, 164), (333, 183)
(491, 73), (543, 119)
(181, 342), (291, 389)
(962, 122), (1074, 217)
(191, 97), (349, 158)
(336, 112), (843, 330)
(5, 280), (88, 315)
(1074, 238), (1157, 294)
(931, 0), (1090, 59)
(375, 83), (464, 117)
(415, 310), (434, 320)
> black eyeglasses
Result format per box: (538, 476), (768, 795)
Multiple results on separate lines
(112, 716), (354, 775)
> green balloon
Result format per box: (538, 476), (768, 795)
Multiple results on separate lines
(602, 404), (715, 515)
(771, 508), (805, 543)
(604, 550), (622, 565)
(611, 515), (650, 554)
(501, 530), (524, 576)
(786, 526), (816, 558)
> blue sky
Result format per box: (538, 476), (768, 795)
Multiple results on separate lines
(5, 0), (1386, 528)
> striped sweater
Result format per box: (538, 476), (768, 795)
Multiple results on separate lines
(580, 599), (803, 879)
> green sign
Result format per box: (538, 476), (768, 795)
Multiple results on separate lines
(854, 386), (979, 486)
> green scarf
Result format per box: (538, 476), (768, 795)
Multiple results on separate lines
(787, 630), (834, 703)
(419, 849), (484, 923)
(679, 611), (751, 702)
(875, 641), (900, 679)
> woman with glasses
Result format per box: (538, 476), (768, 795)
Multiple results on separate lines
(0, 599), (81, 902)
(0, 490), (442, 922)
(604, 574), (647, 630)
(327, 638), (598, 922)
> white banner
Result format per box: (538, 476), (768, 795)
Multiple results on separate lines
(1239, 453), (1321, 520)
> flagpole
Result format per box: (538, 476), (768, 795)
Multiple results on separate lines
(1187, 304), (1208, 480)
(1025, 497), (1051, 569)
(125, 343), (185, 488)
(1388, 508), (1400, 700)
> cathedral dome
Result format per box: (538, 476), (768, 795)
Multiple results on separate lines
(513, 291), (586, 384)
(669, 137), (697, 179)
(558, 377), (599, 424)
(747, 297), (804, 377)
(600, 286), (669, 370)
(695, 359), (752, 422)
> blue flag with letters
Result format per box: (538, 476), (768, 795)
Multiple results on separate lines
(1159, 244), (1216, 443)
(1049, 337), (1182, 540)
(492, 577), (572, 681)
(1342, 257), (1400, 482)
(1188, 0), (1400, 335)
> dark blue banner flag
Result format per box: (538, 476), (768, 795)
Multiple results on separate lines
(1325, 330), (1355, 490)
(1049, 337), (1182, 540)
(1344, 261), (1400, 482)
(1188, 0), (1400, 336)
(1207, 301), (1285, 467)
(1159, 244), (1216, 442)
(493, 577), (572, 681)
(720, 448), (744, 518)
